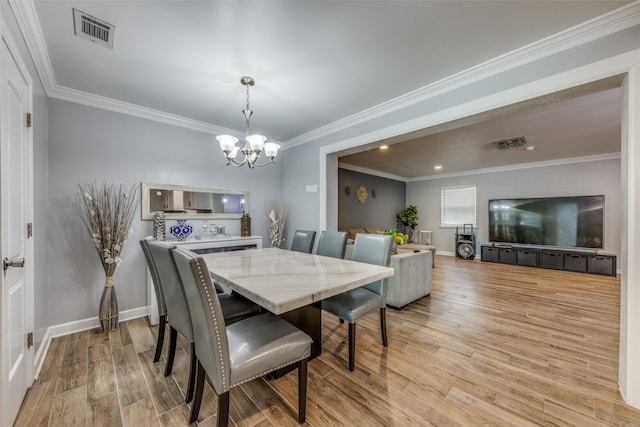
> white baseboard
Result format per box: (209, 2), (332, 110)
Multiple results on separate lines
(438, 251), (480, 260)
(34, 305), (151, 378)
(34, 328), (52, 379)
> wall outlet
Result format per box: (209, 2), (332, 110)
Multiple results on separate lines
(305, 184), (318, 193)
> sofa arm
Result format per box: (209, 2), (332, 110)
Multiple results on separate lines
(386, 250), (432, 309)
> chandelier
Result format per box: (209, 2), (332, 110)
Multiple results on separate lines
(217, 76), (280, 168)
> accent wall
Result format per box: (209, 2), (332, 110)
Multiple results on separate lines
(338, 168), (405, 231)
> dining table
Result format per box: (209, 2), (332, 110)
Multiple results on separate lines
(200, 247), (395, 360)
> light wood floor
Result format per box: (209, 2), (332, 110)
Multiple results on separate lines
(15, 255), (640, 426)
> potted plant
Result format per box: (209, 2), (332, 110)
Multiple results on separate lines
(73, 182), (139, 332)
(397, 205), (419, 242)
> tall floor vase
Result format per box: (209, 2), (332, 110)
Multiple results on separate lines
(99, 276), (119, 331)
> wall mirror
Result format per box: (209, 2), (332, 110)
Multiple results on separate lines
(141, 182), (249, 220)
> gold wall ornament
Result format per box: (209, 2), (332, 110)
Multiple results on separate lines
(356, 184), (368, 204)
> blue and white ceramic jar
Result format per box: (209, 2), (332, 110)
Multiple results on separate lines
(170, 219), (192, 241)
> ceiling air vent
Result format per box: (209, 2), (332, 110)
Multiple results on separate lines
(73, 9), (116, 49)
(494, 136), (527, 150)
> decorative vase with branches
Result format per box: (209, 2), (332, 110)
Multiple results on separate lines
(265, 200), (286, 248)
(73, 182), (139, 332)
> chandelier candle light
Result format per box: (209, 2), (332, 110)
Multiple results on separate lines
(217, 76), (280, 168)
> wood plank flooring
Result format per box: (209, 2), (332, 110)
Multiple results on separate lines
(15, 256), (640, 426)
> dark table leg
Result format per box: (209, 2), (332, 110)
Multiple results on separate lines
(279, 301), (322, 359)
(271, 302), (322, 378)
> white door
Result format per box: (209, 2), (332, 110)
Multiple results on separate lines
(1, 33), (34, 427)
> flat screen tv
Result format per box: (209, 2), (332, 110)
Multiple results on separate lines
(488, 195), (604, 249)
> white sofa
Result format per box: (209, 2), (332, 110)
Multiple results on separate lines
(345, 244), (433, 309)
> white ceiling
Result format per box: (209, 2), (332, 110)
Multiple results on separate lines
(19, 1), (636, 176)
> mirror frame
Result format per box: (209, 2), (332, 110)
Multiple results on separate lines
(141, 182), (249, 220)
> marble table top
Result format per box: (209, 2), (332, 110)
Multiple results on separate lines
(200, 248), (394, 314)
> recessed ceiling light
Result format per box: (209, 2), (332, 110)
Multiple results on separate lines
(526, 146), (535, 151)
(434, 165), (442, 170)
(379, 145), (389, 150)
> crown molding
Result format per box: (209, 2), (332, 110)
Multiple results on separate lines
(48, 84), (241, 136)
(9, 0), (640, 141)
(338, 162), (407, 182)
(405, 152), (622, 182)
(284, 1), (640, 149)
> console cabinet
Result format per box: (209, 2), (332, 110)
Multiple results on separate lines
(480, 244), (616, 277)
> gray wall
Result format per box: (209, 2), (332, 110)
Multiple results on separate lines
(281, 139), (322, 246)
(46, 99), (282, 326)
(406, 158), (621, 257)
(338, 168), (405, 230)
(1, 0), (50, 350)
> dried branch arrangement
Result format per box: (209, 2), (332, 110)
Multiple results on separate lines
(73, 182), (139, 276)
(72, 182), (139, 331)
(265, 199), (286, 248)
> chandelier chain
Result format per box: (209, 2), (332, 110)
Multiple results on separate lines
(245, 84), (251, 111)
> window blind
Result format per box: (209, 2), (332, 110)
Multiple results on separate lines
(441, 185), (476, 226)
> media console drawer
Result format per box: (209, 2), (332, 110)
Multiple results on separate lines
(480, 245), (616, 277)
(564, 253), (588, 273)
(481, 246), (500, 262)
(516, 249), (538, 267)
(499, 248), (517, 265)
(540, 250), (565, 270)
(588, 255), (616, 276)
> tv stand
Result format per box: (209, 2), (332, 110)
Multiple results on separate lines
(480, 244), (616, 276)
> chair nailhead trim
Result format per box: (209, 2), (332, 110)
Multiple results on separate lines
(194, 258), (228, 390)
(141, 241), (167, 316)
(230, 355), (310, 388)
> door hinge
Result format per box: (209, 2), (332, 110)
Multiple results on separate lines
(27, 332), (33, 348)
(27, 222), (33, 238)
(26, 112), (32, 128)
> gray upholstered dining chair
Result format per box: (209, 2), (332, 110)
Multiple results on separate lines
(140, 237), (168, 364)
(290, 229), (316, 253)
(321, 233), (393, 371)
(142, 238), (197, 404)
(316, 230), (347, 259)
(170, 247), (312, 426)
(141, 239), (261, 404)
